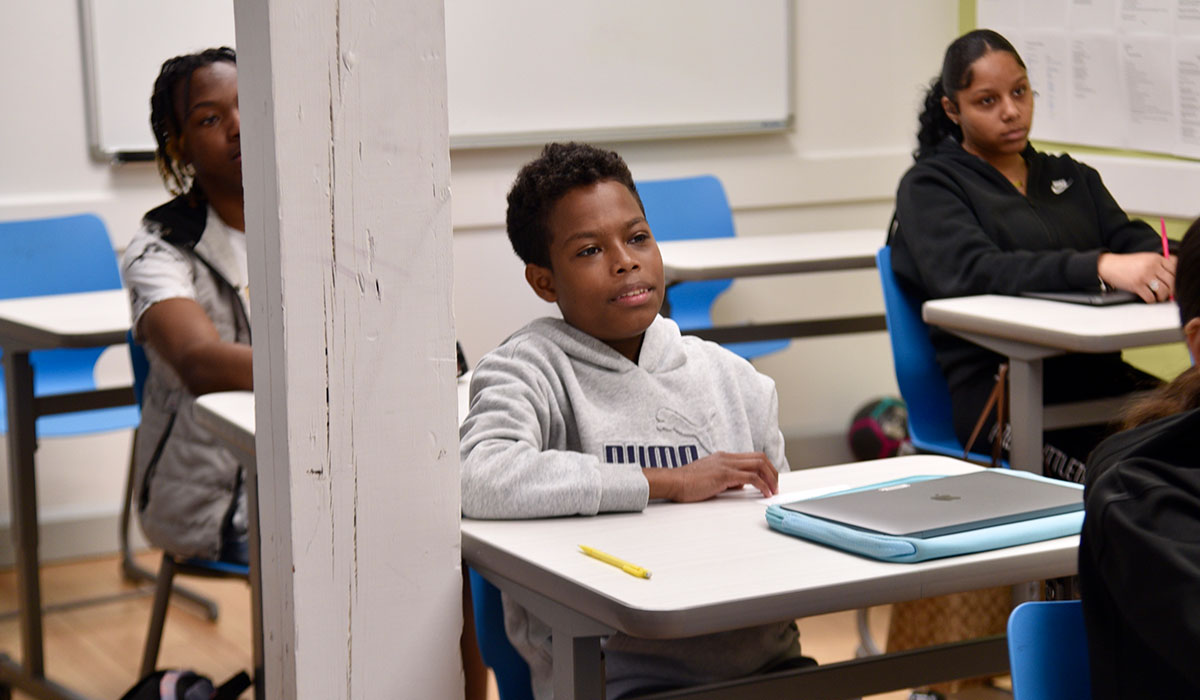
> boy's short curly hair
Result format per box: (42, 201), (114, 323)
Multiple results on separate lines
(506, 142), (643, 268)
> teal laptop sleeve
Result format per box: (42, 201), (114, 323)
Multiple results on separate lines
(765, 472), (1083, 563)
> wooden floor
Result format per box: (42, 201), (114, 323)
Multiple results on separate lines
(0, 552), (252, 700)
(0, 553), (1008, 700)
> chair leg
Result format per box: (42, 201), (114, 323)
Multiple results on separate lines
(855, 608), (882, 657)
(121, 439), (220, 620)
(140, 554), (177, 678)
(118, 439), (142, 582)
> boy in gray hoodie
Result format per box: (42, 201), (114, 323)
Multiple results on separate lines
(460, 143), (809, 699)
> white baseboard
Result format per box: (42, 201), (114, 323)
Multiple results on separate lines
(0, 511), (148, 568)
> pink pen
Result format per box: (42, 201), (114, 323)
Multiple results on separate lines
(1161, 217), (1174, 300)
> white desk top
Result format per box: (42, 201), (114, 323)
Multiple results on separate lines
(194, 373), (475, 460)
(194, 391), (257, 460)
(923, 295), (1182, 353)
(658, 229), (881, 282)
(461, 455), (1078, 640)
(0, 289), (130, 352)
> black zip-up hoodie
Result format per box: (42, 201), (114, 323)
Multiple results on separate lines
(1080, 407), (1200, 698)
(890, 137), (1160, 396)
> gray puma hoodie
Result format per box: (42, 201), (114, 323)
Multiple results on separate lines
(460, 315), (801, 698)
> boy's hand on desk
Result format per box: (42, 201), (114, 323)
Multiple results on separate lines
(644, 452), (779, 502)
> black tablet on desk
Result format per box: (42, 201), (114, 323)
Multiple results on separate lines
(1020, 290), (1139, 306)
(780, 470), (1082, 539)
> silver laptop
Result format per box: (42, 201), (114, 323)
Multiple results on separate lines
(780, 471), (1082, 539)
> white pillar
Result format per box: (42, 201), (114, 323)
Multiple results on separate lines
(234, 1), (458, 697)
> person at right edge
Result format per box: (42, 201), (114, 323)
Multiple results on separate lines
(886, 28), (1175, 700)
(1080, 218), (1200, 699)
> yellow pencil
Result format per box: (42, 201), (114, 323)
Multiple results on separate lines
(578, 544), (651, 579)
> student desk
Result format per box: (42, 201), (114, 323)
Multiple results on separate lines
(193, 373), (472, 474)
(191, 391), (263, 700)
(192, 374), (474, 699)
(656, 230), (885, 343)
(462, 455), (1079, 700)
(0, 289), (134, 700)
(923, 295), (1182, 473)
(194, 374), (472, 449)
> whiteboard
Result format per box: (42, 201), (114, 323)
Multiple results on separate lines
(80, 0), (792, 160)
(975, 0), (1200, 160)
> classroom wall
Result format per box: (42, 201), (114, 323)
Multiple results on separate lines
(0, 0), (962, 562)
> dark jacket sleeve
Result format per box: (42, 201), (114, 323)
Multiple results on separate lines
(1084, 459), (1200, 688)
(1080, 162), (1160, 255)
(895, 166), (1100, 298)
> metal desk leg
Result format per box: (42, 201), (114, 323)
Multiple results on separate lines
(1007, 357), (1044, 474)
(0, 352), (92, 699)
(553, 634), (605, 700)
(4, 351), (44, 676)
(949, 332), (1055, 476)
(464, 564), (615, 700)
(244, 457), (265, 700)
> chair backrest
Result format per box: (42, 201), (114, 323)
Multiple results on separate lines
(468, 567), (534, 700)
(1007, 600), (1092, 700)
(876, 246), (967, 453)
(636, 176), (788, 360)
(0, 214), (122, 299)
(0, 214), (135, 437)
(636, 175), (734, 331)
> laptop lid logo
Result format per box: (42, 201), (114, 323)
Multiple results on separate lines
(930, 493), (961, 501)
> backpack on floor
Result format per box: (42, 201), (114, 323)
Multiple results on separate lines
(120, 669), (251, 700)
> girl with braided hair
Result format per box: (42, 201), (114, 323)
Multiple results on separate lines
(121, 47), (251, 563)
(123, 49), (489, 699)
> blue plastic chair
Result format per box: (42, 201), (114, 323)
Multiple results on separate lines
(876, 247), (1005, 466)
(127, 332), (250, 678)
(0, 214), (139, 436)
(637, 176), (789, 361)
(469, 567), (535, 700)
(1007, 600), (1091, 700)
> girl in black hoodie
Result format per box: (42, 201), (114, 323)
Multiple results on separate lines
(890, 29), (1176, 482)
(887, 30), (1180, 700)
